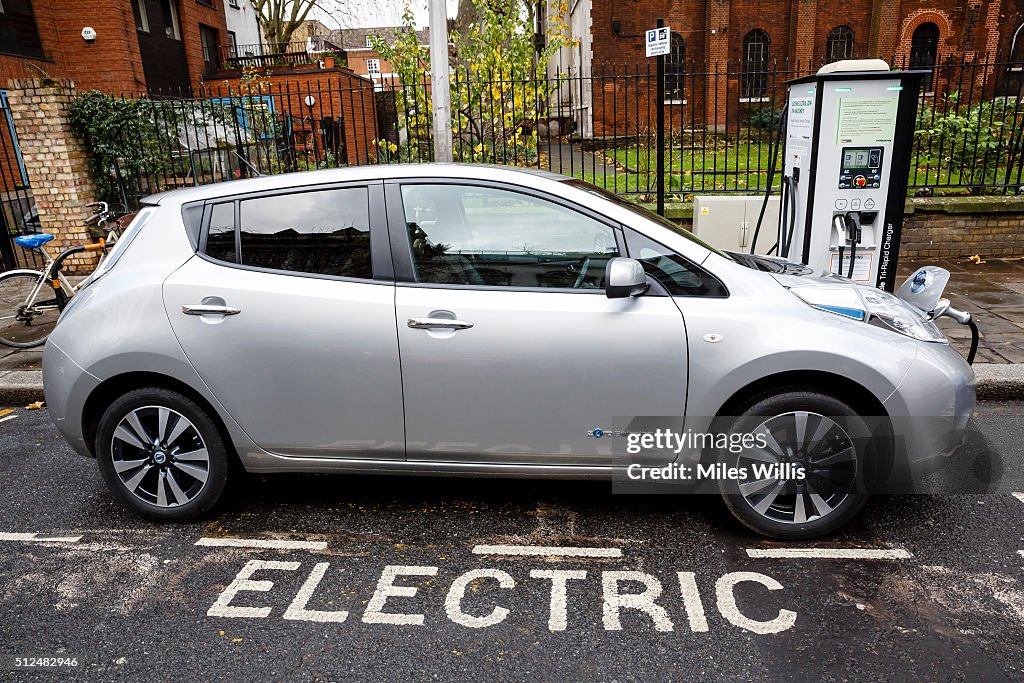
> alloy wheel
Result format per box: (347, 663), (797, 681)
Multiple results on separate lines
(109, 405), (210, 508)
(736, 411), (858, 524)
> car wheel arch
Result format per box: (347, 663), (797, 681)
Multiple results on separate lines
(81, 371), (239, 469)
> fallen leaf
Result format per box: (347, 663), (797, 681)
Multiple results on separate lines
(968, 254), (986, 264)
(25, 401), (45, 410)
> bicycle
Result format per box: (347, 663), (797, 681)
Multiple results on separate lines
(0, 202), (130, 348)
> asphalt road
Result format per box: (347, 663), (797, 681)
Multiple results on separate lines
(0, 405), (1023, 682)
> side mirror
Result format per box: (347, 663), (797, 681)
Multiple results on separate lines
(605, 257), (649, 298)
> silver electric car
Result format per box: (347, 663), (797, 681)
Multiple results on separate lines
(42, 165), (975, 538)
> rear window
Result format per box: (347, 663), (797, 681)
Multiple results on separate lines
(201, 188), (373, 279)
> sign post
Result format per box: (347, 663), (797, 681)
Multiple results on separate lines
(429, 0), (453, 163)
(646, 21), (669, 216)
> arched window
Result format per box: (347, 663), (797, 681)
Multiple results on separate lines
(826, 26), (854, 63)
(742, 29), (770, 97)
(910, 22), (939, 91)
(666, 33), (685, 101)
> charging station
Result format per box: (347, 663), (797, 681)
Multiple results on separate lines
(776, 60), (922, 291)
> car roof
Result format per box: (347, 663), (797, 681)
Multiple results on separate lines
(142, 164), (571, 206)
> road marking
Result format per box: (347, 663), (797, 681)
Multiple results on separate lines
(0, 414), (17, 424)
(746, 548), (912, 560)
(0, 532), (82, 543)
(1012, 492), (1024, 505)
(196, 537), (327, 551)
(472, 544), (622, 558)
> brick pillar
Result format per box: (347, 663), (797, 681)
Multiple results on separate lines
(792, 0), (817, 66)
(869, 0), (901, 61)
(6, 79), (99, 273)
(705, 0), (730, 133)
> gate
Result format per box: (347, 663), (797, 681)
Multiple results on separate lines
(0, 89), (40, 271)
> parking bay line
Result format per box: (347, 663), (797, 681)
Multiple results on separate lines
(746, 548), (912, 560)
(1012, 492), (1024, 505)
(196, 537), (328, 551)
(0, 532), (82, 544)
(472, 544), (622, 558)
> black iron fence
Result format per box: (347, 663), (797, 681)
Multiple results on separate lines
(62, 53), (1024, 212)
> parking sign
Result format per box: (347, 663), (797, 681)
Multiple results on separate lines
(645, 27), (670, 57)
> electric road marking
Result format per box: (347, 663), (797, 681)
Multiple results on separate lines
(196, 537), (328, 551)
(746, 548), (912, 560)
(0, 532), (82, 543)
(472, 544), (622, 558)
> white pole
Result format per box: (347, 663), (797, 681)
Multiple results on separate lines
(428, 0), (453, 163)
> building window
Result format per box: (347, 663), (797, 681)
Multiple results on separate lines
(910, 22), (939, 92)
(665, 33), (685, 101)
(826, 26), (854, 63)
(161, 0), (182, 40)
(227, 30), (237, 59)
(365, 35), (373, 48)
(133, 0), (150, 32)
(742, 29), (770, 98)
(229, 0), (239, 6)
(0, 0), (45, 58)
(366, 58), (380, 76)
(200, 24), (218, 73)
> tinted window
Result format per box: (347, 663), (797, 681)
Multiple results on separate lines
(401, 184), (620, 289)
(206, 202), (236, 263)
(625, 229), (728, 297)
(235, 187), (372, 278)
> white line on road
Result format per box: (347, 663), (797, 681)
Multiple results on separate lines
(196, 537), (328, 551)
(0, 415), (17, 423)
(472, 544), (622, 558)
(0, 532), (82, 543)
(1012, 492), (1024, 505)
(746, 548), (912, 560)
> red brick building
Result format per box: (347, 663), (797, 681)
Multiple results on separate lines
(549, 0), (1024, 133)
(0, 0), (231, 94)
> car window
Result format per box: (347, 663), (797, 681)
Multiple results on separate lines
(625, 229), (728, 297)
(206, 202), (236, 263)
(202, 188), (373, 278)
(401, 184), (620, 289)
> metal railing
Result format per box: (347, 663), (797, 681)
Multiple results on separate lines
(80, 53), (1024, 211)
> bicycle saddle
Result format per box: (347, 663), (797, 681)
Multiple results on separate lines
(15, 233), (54, 249)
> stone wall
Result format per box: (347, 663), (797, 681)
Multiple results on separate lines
(5, 79), (99, 273)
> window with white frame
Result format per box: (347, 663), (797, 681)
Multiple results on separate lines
(366, 58), (381, 76)
(365, 35), (374, 47)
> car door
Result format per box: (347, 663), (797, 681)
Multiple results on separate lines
(162, 182), (405, 459)
(389, 180), (689, 466)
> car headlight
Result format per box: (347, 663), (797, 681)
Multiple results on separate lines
(789, 285), (947, 342)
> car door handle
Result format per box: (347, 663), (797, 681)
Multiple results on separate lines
(407, 317), (473, 330)
(182, 304), (241, 316)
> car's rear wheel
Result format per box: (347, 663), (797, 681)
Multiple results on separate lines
(95, 388), (228, 520)
(718, 390), (872, 539)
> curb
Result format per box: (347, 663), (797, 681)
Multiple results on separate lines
(3, 366), (1024, 406)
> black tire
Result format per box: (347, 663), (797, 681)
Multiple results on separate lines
(95, 388), (228, 521)
(0, 271), (58, 348)
(717, 390), (872, 540)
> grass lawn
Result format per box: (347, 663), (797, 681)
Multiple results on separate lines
(581, 140), (1017, 197)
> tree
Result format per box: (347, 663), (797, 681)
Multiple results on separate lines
(250, 0), (320, 47)
(374, 0), (575, 165)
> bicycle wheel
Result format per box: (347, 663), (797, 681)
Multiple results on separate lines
(0, 271), (59, 348)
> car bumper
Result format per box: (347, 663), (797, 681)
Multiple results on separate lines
(42, 339), (100, 458)
(883, 340), (976, 483)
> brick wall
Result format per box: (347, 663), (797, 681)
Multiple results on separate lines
(206, 69), (379, 166)
(5, 80), (99, 274)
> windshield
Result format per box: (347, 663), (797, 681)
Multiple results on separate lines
(561, 178), (734, 261)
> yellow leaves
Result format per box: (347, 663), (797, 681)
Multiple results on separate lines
(25, 401), (44, 410)
(473, 143), (484, 154)
(968, 254), (987, 264)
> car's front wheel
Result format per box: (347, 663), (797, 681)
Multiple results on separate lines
(95, 388), (228, 520)
(718, 390), (872, 539)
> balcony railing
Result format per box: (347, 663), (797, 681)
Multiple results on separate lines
(220, 41), (345, 71)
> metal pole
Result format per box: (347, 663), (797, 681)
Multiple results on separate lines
(656, 18), (666, 216)
(429, 0), (453, 162)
